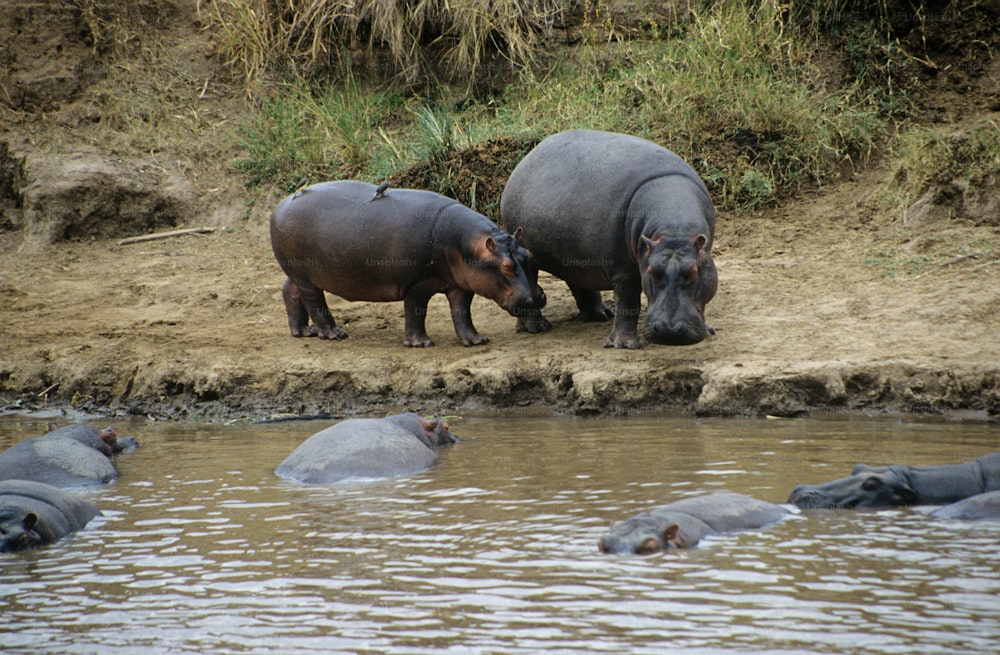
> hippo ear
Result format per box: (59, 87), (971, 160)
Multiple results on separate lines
(23, 513), (38, 530)
(485, 236), (497, 254)
(852, 463), (874, 475)
(512, 227), (523, 240)
(694, 234), (708, 252)
(661, 523), (681, 547)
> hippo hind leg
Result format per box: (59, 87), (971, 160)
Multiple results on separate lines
(283, 278), (347, 340)
(570, 287), (614, 322)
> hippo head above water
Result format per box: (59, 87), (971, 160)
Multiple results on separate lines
(638, 233), (718, 346)
(597, 513), (689, 555)
(389, 413), (458, 449)
(0, 510), (44, 552)
(788, 464), (920, 510)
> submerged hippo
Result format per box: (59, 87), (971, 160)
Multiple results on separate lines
(270, 180), (546, 347)
(0, 480), (101, 552)
(0, 424), (137, 487)
(598, 492), (789, 555)
(929, 490), (1000, 521)
(275, 413), (458, 484)
(500, 129), (717, 348)
(787, 451), (1000, 510)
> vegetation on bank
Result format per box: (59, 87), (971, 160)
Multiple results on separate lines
(196, 0), (994, 217)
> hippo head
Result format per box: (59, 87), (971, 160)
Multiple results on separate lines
(638, 233), (718, 345)
(597, 514), (684, 555)
(458, 228), (546, 316)
(787, 465), (917, 509)
(389, 413), (460, 449)
(0, 511), (42, 553)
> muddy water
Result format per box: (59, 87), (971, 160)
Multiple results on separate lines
(0, 414), (998, 654)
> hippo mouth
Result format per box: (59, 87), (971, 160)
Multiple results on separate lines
(787, 488), (847, 510)
(642, 321), (711, 346)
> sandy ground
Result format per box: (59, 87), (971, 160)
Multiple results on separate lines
(2, 166), (997, 421)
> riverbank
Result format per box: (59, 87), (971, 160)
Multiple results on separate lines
(2, 166), (997, 422)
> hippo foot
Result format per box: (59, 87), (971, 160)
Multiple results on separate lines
(316, 326), (349, 340)
(290, 325), (317, 337)
(603, 331), (644, 349)
(516, 315), (553, 334)
(404, 335), (435, 347)
(459, 333), (490, 347)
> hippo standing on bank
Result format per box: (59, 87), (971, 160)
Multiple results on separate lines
(787, 452), (1000, 510)
(270, 181), (546, 347)
(0, 480), (101, 552)
(598, 492), (789, 555)
(500, 129), (718, 348)
(0, 424), (137, 487)
(275, 413), (458, 484)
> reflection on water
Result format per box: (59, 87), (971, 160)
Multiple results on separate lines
(0, 414), (998, 654)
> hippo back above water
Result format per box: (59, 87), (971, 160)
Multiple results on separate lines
(275, 413), (458, 484)
(500, 129), (718, 348)
(0, 424), (136, 487)
(598, 492), (789, 555)
(0, 479), (101, 552)
(270, 180), (546, 347)
(788, 451), (1000, 510)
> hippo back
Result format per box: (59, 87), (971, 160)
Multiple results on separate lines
(0, 434), (118, 487)
(501, 129), (712, 276)
(0, 479), (101, 551)
(652, 492), (789, 533)
(930, 490), (1000, 521)
(275, 418), (439, 484)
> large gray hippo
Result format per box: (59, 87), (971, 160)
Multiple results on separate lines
(270, 180), (546, 347)
(275, 412), (458, 484)
(929, 490), (1000, 521)
(0, 424), (137, 487)
(500, 129), (718, 348)
(0, 480), (101, 552)
(598, 492), (789, 555)
(788, 451), (1000, 509)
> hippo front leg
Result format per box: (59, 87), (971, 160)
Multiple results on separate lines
(605, 278), (643, 349)
(446, 289), (489, 346)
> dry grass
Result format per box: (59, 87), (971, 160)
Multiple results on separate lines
(204, 0), (565, 90)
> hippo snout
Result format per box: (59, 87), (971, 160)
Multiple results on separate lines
(642, 318), (709, 346)
(787, 485), (835, 509)
(507, 287), (546, 315)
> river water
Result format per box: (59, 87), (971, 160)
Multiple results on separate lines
(0, 413), (997, 654)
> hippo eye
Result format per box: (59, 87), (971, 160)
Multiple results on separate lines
(861, 477), (883, 491)
(687, 263), (699, 280)
(636, 537), (662, 555)
(500, 259), (515, 276)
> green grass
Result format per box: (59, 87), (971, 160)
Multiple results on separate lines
(224, 0), (928, 210)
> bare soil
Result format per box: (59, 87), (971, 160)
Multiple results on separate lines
(0, 1), (998, 421)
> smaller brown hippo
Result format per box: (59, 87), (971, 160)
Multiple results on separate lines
(0, 424), (138, 488)
(275, 412), (458, 484)
(598, 492), (789, 555)
(270, 180), (546, 347)
(0, 480), (101, 552)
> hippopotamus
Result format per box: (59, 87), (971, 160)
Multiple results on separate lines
(929, 490), (1000, 521)
(270, 180), (546, 347)
(787, 451), (1000, 509)
(500, 129), (718, 348)
(597, 492), (789, 555)
(0, 423), (137, 487)
(0, 480), (101, 552)
(275, 412), (458, 484)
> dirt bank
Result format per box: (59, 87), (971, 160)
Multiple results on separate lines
(0, 1), (998, 421)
